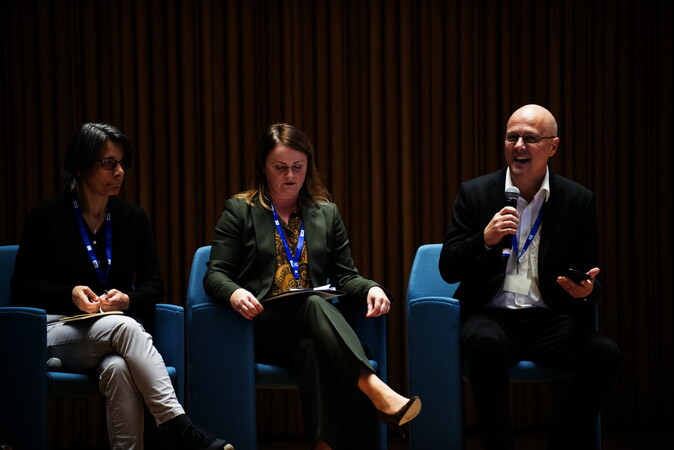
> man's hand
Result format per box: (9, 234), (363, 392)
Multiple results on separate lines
(557, 267), (600, 299)
(484, 206), (519, 247)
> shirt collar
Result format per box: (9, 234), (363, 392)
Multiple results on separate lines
(505, 167), (551, 202)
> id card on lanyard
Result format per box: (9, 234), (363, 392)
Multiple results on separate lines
(72, 194), (112, 288)
(503, 202), (545, 296)
(271, 204), (305, 280)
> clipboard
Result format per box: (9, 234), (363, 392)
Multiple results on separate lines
(58, 310), (124, 323)
(261, 286), (346, 303)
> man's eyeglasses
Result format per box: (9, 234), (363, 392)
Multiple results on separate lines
(504, 133), (557, 144)
(96, 158), (126, 171)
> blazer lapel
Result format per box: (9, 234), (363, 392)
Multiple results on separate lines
(539, 174), (560, 265)
(302, 203), (328, 285)
(251, 203), (277, 296)
(487, 173), (505, 220)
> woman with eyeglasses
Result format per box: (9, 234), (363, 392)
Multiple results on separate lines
(11, 123), (233, 450)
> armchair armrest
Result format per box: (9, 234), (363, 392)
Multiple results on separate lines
(187, 301), (256, 445)
(154, 303), (185, 403)
(0, 306), (48, 449)
(406, 296), (464, 449)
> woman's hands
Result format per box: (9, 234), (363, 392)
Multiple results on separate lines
(366, 286), (391, 318)
(71, 286), (129, 313)
(71, 286), (101, 313)
(227, 286), (390, 320)
(99, 289), (130, 312)
(230, 288), (264, 320)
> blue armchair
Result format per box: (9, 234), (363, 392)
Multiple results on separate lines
(186, 245), (388, 449)
(0, 244), (185, 449)
(406, 244), (600, 449)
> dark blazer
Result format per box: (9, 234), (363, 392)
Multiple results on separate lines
(204, 197), (384, 304)
(439, 168), (600, 317)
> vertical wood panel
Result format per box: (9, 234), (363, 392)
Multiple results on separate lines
(1, 0), (672, 444)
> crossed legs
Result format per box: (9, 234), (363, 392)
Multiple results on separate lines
(47, 315), (184, 449)
(256, 295), (418, 449)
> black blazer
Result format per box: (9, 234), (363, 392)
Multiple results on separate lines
(439, 168), (600, 317)
(11, 192), (163, 324)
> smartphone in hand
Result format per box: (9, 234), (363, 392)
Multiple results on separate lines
(563, 268), (590, 284)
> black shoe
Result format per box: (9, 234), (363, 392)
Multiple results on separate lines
(376, 396), (422, 438)
(177, 423), (233, 450)
(165, 414), (234, 450)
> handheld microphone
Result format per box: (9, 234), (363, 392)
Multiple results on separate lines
(501, 186), (520, 259)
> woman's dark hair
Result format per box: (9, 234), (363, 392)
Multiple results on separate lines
(61, 123), (132, 192)
(236, 123), (330, 208)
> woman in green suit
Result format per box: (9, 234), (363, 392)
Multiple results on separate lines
(204, 123), (421, 449)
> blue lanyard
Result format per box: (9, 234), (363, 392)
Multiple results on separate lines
(512, 201), (545, 265)
(71, 194), (112, 288)
(271, 204), (305, 279)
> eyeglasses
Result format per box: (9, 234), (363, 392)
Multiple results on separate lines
(96, 158), (126, 171)
(504, 133), (557, 144)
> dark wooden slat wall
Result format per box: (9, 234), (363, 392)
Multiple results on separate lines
(2, 0), (672, 446)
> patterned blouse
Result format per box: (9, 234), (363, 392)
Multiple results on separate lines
(268, 213), (313, 298)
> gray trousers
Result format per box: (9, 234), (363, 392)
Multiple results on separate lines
(47, 314), (184, 450)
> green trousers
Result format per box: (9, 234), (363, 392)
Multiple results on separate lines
(254, 294), (375, 447)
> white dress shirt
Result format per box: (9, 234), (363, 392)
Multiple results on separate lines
(488, 167), (551, 309)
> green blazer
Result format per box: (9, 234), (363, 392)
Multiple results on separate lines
(204, 197), (384, 304)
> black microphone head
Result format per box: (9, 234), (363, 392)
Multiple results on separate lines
(502, 186), (519, 258)
(505, 186), (520, 202)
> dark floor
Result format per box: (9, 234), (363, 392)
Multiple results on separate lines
(32, 428), (674, 449)
(258, 430), (674, 449)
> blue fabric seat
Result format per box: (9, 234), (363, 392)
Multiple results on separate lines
(0, 244), (185, 449)
(185, 245), (387, 449)
(406, 243), (600, 449)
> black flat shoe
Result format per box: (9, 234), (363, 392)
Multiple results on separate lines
(376, 396), (422, 438)
(164, 414), (235, 450)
